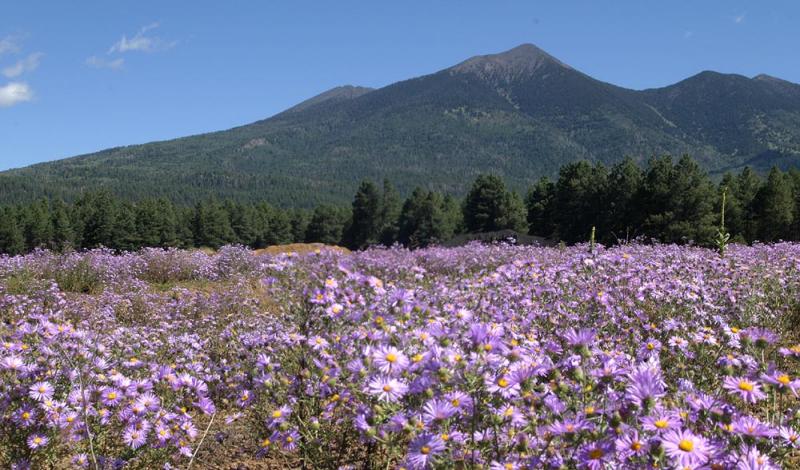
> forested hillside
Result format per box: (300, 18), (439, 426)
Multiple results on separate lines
(2, 45), (800, 206)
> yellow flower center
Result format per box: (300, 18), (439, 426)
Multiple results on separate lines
(412, 354), (423, 363)
(738, 380), (754, 392)
(22, 412), (30, 419)
(777, 375), (791, 385)
(33, 437), (42, 444)
(421, 445), (431, 455)
(286, 436), (293, 443)
(646, 343), (655, 351)
(441, 433), (449, 441)
(108, 392), (117, 400)
(272, 410), (282, 419)
(497, 377), (509, 388)
(451, 399), (460, 407)
(678, 439), (694, 452)
(654, 419), (668, 429)
(261, 438), (270, 447)
(383, 385), (392, 392)
(483, 344), (493, 352)
(385, 353), (397, 363)
(588, 448), (603, 459)
(631, 441), (642, 451)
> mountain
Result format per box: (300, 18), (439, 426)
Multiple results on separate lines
(2, 44), (800, 206)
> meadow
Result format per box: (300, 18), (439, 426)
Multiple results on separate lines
(1, 242), (799, 469)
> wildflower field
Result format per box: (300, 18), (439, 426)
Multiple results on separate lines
(1, 243), (800, 469)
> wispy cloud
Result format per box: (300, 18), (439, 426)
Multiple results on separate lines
(684, 31), (694, 39)
(2, 52), (43, 78)
(0, 82), (33, 107)
(108, 23), (174, 54)
(86, 55), (125, 70)
(734, 13), (746, 24)
(0, 36), (21, 56)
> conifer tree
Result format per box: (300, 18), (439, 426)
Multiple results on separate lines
(343, 180), (382, 249)
(755, 167), (794, 242)
(0, 207), (25, 255)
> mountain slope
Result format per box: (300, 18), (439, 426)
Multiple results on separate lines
(2, 44), (800, 206)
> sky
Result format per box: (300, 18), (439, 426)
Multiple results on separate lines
(1, 1), (798, 170)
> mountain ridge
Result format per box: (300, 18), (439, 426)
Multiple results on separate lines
(2, 43), (800, 207)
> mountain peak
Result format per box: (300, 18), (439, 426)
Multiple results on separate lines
(285, 85), (374, 113)
(449, 43), (571, 77)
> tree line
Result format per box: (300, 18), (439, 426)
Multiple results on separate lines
(1, 155), (799, 255)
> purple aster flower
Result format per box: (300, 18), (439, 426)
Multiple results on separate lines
(626, 364), (665, 409)
(734, 445), (780, 470)
(779, 426), (800, 448)
(123, 426), (147, 449)
(661, 429), (710, 467)
(367, 376), (408, 402)
(563, 328), (595, 348)
(577, 440), (614, 470)
(372, 346), (410, 375)
(761, 370), (800, 395)
(641, 411), (681, 433)
(26, 433), (49, 450)
(422, 399), (457, 423)
(731, 415), (777, 438)
(407, 432), (446, 469)
(485, 374), (520, 398)
(28, 381), (54, 402)
(615, 430), (649, 459)
(723, 376), (767, 403)
(100, 387), (123, 406)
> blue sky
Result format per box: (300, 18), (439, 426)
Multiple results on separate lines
(1, 1), (798, 170)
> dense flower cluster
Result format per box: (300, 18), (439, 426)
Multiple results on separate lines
(1, 242), (799, 468)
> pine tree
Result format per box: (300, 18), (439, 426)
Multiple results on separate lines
(735, 167), (762, 240)
(265, 207), (293, 246)
(192, 199), (236, 249)
(552, 161), (606, 243)
(605, 157), (643, 243)
(77, 191), (118, 249)
(228, 202), (258, 247)
(288, 209), (310, 244)
(755, 167), (794, 242)
(398, 188), (450, 248)
(343, 180), (382, 249)
(463, 174), (525, 234)
(113, 202), (140, 251)
(305, 205), (348, 245)
(0, 207), (25, 255)
(22, 199), (53, 251)
(50, 199), (74, 251)
(525, 177), (555, 238)
(378, 179), (401, 245)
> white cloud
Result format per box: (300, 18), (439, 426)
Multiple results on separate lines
(0, 36), (21, 56)
(734, 13), (746, 24)
(86, 55), (125, 70)
(0, 82), (33, 107)
(2, 52), (43, 78)
(108, 22), (173, 54)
